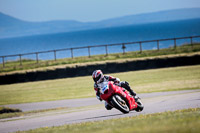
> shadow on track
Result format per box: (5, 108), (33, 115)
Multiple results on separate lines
(66, 111), (136, 123)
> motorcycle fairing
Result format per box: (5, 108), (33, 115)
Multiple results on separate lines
(100, 81), (137, 110)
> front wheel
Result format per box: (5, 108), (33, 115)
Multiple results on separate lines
(110, 94), (129, 114)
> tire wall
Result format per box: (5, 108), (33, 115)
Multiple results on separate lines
(1, 55), (200, 85)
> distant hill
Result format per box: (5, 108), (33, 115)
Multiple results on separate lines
(0, 8), (200, 39)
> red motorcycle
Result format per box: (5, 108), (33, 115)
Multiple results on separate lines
(99, 81), (144, 113)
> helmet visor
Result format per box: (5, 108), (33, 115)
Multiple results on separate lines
(93, 74), (101, 82)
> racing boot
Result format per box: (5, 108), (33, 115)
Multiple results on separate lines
(129, 88), (139, 102)
(121, 81), (138, 101)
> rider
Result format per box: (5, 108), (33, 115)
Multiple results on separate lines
(92, 70), (138, 110)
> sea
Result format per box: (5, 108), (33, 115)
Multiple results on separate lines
(0, 18), (200, 62)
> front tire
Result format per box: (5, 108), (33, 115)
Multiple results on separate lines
(111, 94), (129, 114)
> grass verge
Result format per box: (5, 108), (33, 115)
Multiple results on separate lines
(0, 104), (103, 120)
(16, 108), (200, 133)
(0, 65), (200, 105)
(1, 43), (200, 73)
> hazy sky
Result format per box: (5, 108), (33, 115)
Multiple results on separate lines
(0, 0), (200, 22)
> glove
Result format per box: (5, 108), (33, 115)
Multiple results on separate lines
(113, 78), (121, 86)
(114, 78), (120, 83)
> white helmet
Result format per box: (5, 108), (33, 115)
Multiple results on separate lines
(92, 70), (104, 84)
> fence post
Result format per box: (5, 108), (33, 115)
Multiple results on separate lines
(139, 42), (142, 53)
(19, 54), (22, 66)
(36, 53), (39, 64)
(71, 48), (74, 58)
(174, 38), (176, 49)
(157, 40), (160, 50)
(190, 37), (193, 48)
(2, 56), (5, 68)
(54, 50), (57, 61)
(105, 45), (108, 56)
(122, 44), (126, 54)
(88, 46), (91, 57)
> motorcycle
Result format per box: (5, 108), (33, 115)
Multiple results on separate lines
(99, 81), (144, 113)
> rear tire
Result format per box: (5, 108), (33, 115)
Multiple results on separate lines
(111, 94), (129, 114)
(135, 99), (144, 112)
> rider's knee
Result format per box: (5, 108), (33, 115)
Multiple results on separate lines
(105, 102), (113, 110)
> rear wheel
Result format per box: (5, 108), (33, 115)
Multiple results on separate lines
(111, 94), (129, 114)
(135, 99), (144, 112)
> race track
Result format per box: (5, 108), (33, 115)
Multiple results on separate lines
(0, 89), (200, 133)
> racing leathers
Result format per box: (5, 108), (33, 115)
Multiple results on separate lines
(94, 75), (137, 110)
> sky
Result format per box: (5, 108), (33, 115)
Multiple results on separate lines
(0, 0), (200, 22)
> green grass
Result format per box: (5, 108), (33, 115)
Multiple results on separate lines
(16, 108), (200, 133)
(1, 43), (200, 73)
(0, 65), (200, 105)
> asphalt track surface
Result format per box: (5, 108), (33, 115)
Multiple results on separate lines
(0, 89), (200, 133)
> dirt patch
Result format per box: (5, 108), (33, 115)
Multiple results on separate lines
(0, 107), (22, 114)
